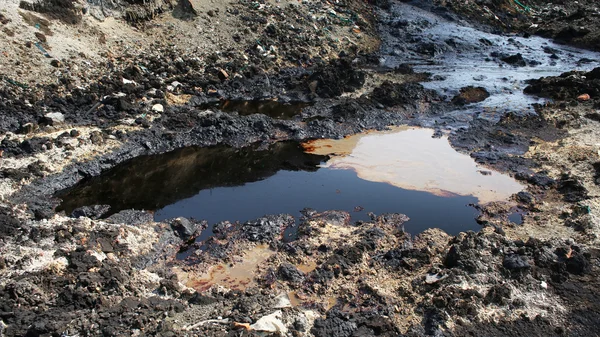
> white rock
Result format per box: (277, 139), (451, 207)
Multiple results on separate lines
(44, 112), (65, 125)
(152, 104), (164, 113)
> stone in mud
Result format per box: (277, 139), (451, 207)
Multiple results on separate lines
(444, 244), (461, 268)
(169, 217), (198, 238)
(0, 206), (23, 236)
(308, 58), (365, 98)
(557, 174), (588, 202)
(311, 310), (358, 337)
(242, 215), (292, 243)
(70, 205), (111, 219)
(106, 210), (153, 225)
(277, 263), (305, 284)
(485, 284), (511, 305)
(41, 112), (65, 126)
(370, 81), (429, 107)
(503, 254), (530, 270)
(499, 53), (527, 67)
(172, 0), (197, 19)
(566, 252), (591, 275)
(451, 86), (490, 105)
(524, 68), (600, 101)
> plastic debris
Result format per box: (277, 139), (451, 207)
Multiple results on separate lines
(250, 310), (287, 334)
(578, 93), (591, 101)
(34, 42), (51, 58)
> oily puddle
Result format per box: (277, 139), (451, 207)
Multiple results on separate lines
(56, 127), (523, 239)
(303, 126), (524, 204)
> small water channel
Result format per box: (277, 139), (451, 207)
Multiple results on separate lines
(379, 1), (600, 124)
(56, 127), (523, 239)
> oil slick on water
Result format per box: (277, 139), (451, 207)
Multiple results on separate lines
(303, 126), (524, 204)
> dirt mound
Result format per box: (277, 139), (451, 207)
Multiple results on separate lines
(19, 0), (83, 24)
(524, 67), (600, 103)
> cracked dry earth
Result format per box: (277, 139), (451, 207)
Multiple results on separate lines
(1, 0), (600, 336)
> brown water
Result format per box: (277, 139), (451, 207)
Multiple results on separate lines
(303, 127), (524, 204)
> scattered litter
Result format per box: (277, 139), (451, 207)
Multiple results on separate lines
(425, 273), (447, 284)
(250, 310), (287, 334)
(3, 76), (29, 88)
(183, 318), (230, 331)
(34, 42), (51, 58)
(578, 93), (591, 101)
(273, 293), (293, 308)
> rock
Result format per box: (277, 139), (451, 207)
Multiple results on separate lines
(18, 122), (37, 134)
(277, 263), (305, 284)
(152, 104), (164, 112)
(69, 129), (80, 137)
(170, 217), (197, 238)
(566, 252), (590, 275)
(89, 131), (104, 144)
(50, 59), (61, 67)
(516, 191), (534, 204)
(444, 245), (460, 268)
(106, 210), (153, 225)
(503, 254), (530, 270)
(34, 32), (46, 42)
(173, 0), (198, 19)
(485, 284), (511, 305)
(71, 205), (111, 219)
(500, 53), (527, 67)
(451, 86), (490, 105)
(242, 215), (291, 243)
(250, 310), (287, 334)
(371, 81), (429, 107)
(43, 112), (65, 126)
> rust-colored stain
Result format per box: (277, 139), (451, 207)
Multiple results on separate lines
(178, 245), (273, 292)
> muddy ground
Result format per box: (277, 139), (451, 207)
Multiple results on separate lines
(1, 0), (600, 336)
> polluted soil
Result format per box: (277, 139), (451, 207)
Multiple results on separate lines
(1, 0), (600, 336)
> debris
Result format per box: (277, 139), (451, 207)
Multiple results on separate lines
(273, 293), (293, 308)
(218, 69), (229, 80)
(578, 93), (591, 101)
(34, 42), (51, 58)
(3, 76), (29, 88)
(425, 273), (447, 284)
(233, 322), (251, 330)
(250, 310), (287, 334)
(184, 318), (230, 331)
